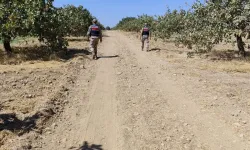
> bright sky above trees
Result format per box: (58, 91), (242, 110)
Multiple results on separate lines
(54, 0), (196, 27)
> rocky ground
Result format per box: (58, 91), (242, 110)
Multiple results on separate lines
(0, 31), (250, 150)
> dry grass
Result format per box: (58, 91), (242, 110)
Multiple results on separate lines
(0, 46), (65, 65)
(0, 61), (62, 73)
(0, 131), (15, 147)
(0, 36), (90, 65)
(65, 37), (88, 42)
(3, 99), (37, 114)
(199, 60), (250, 73)
(147, 34), (250, 73)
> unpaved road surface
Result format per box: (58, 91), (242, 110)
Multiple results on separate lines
(1, 31), (250, 150)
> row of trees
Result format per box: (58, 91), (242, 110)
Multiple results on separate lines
(115, 0), (250, 56)
(0, 0), (103, 54)
(114, 15), (156, 32)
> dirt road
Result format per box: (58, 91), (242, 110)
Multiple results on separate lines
(3, 31), (250, 150)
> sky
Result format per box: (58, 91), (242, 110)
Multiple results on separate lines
(54, 0), (196, 27)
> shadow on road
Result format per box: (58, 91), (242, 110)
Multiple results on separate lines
(97, 55), (119, 59)
(102, 34), (110, 37)
(149, 48), (161, 51)
(78, 141), (103, 150)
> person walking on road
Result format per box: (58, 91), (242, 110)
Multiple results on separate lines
(140, 23), (151, 52)
(87, 19), (103, 60)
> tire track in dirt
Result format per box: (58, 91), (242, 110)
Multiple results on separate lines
(32, 34), (120, 150)
(81, 36), (119, 150)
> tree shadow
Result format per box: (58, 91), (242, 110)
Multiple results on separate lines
(0, 46), (92, 64)
(78, 141), (103, 150)
(0, 113), (36, 135)
(12, 46), (53, 61)
(209, 50), (250, 61)
(0, 108), (54, 135)
(62, 48), (91, 60)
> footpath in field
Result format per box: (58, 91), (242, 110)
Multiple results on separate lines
(2, 31), (250, 150)
(32, 31), (250, 150)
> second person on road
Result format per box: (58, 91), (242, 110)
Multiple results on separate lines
(87, 19), (103, 60)
(140, 23), (151, 52)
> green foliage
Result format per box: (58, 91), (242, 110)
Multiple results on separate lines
(175, 0), (250, 54)
(155, 9), (187, 40)
(0, 0), (102, 53)
(35, 4), (69, 51)
(116, 0), (250, 55)
(61, 5), (94, 37)
(114, 15), (156, 32)
(174, 2), (224, 51)
(0, 0), (41, 41)
(114, 17), (137, 31)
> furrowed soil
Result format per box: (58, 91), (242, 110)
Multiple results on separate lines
(1, 31), (250, 150)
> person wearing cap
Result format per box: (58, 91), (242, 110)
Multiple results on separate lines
(87, 19), (103, 60)
(140, 23), (151, 51)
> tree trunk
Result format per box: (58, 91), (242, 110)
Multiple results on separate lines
(3, 40), (12, 54)
(236, 35), (246, 57)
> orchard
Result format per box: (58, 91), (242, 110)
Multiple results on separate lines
(0, 0), (101, 54)
(115, 0), (250, 56)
